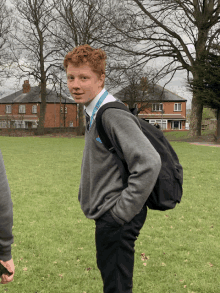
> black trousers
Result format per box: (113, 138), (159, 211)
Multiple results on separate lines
(95, 205), (147, 293)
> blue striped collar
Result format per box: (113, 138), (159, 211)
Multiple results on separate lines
(84, 88), (106, 118)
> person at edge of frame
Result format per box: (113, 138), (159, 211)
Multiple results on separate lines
(0, 151), (15, 284)
(63, 44), (161, 293)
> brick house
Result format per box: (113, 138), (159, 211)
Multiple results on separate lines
(0, 80), (79, 129)
(115, 84), (187, 130)
(0, 80), (187, 131)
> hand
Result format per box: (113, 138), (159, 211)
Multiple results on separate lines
(0, 258), (15, 284)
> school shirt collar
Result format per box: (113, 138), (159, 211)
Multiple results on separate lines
(84, 87), (106, 118)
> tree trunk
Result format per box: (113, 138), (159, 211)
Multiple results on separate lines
(188, 92), (203, 137)
(216, 108), (220, 142)
(36, 25), (47, 136)
(37, 82), (47, 135)
(77, 103), (85, 136)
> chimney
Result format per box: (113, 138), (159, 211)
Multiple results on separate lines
(23, 80), (31, 93)
(140, 77), (148, 91)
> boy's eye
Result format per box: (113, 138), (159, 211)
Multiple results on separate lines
(67, 75), (88, 80)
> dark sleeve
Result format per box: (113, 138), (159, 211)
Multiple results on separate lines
(0, 150), (14, 261)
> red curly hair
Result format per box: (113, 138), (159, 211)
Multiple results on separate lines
(64, 44), (107, 87)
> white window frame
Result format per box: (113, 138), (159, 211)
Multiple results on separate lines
(6, 105), (11, 113)
(152, 103), (163, 111)
(19, 105), (26, 114)
(32, 121), (38, 128)
(60, 106), (67, 114)
(174, 103), (182, 111)
(149, 119), (167, 130)
(14, 120), (25, 128)
(0, 121), (10, 128)
(32, 105), (37, 114)
(171, 121), (182, 130)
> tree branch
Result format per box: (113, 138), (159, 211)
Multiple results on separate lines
(131, 0), (194, 65)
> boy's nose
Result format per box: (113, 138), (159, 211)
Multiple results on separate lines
(72, 78), (80, 89)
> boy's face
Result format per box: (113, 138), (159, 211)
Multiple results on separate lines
(67, 63), (105, 107)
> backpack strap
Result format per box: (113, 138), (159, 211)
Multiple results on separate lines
(96, 102), (131, 188)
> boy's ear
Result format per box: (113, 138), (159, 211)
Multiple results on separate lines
(99, 74), (105, 86)
(101, 74), (105, 81)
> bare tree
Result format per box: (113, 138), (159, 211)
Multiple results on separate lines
(109, 58), (161, 114)
(50, 0), (136, 135)
(98, 0), (220, 137)
(10, 0), (59, 135)
(0, 0), (12, 85)
(51, 0), (105, 135)
(7, 0), (136, 136)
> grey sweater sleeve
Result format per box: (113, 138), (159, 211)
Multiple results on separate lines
(102, 109), (161, 225)
(0, 150), (14, 261)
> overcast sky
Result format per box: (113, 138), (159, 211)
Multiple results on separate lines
(1, 0), (193, 109)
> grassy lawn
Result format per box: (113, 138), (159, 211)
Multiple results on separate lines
(163, 129), (216, 141)
(0, 136), (219, 293)
(163, 130), (190, 140)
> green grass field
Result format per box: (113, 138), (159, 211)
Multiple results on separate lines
(163, 130), (190, 140)
(0, 136), (219, 293)
(163, 129), (215, 141)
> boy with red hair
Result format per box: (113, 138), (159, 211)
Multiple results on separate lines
(64, 44), (161, 292)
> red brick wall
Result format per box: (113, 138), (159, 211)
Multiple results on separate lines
(130, 101), (187, 117)
(0, 103), (79, 128)
(44, 104), (78, 127)
(123, 101), (186, 130)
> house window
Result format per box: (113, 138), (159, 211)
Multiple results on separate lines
(69, 121), (73, 127)
(14, 120), (25, 128)
(149, 119), (167, 130)
(152, 103), (163, 111)
(32, 121), (38, 128)
(174, 103), (182, 111)
(171, 121), (182, 130)
(19, 105), (26, 114)
(32, 105), (37, 113)
(61, 107), (67, 114)
(0, 121), (10, 128)
(6, 105), (11, 113)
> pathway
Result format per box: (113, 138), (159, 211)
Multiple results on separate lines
(189, 142), (220, 147)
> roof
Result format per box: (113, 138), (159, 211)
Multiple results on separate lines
(114, 83), (187, 102)
(0, 86), (76, 104)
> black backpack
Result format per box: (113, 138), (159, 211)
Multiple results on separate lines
(96, 101), (183, 211)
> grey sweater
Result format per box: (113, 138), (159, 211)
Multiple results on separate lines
(78, 106), (162, 225)
(0, 150), (14, 262)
